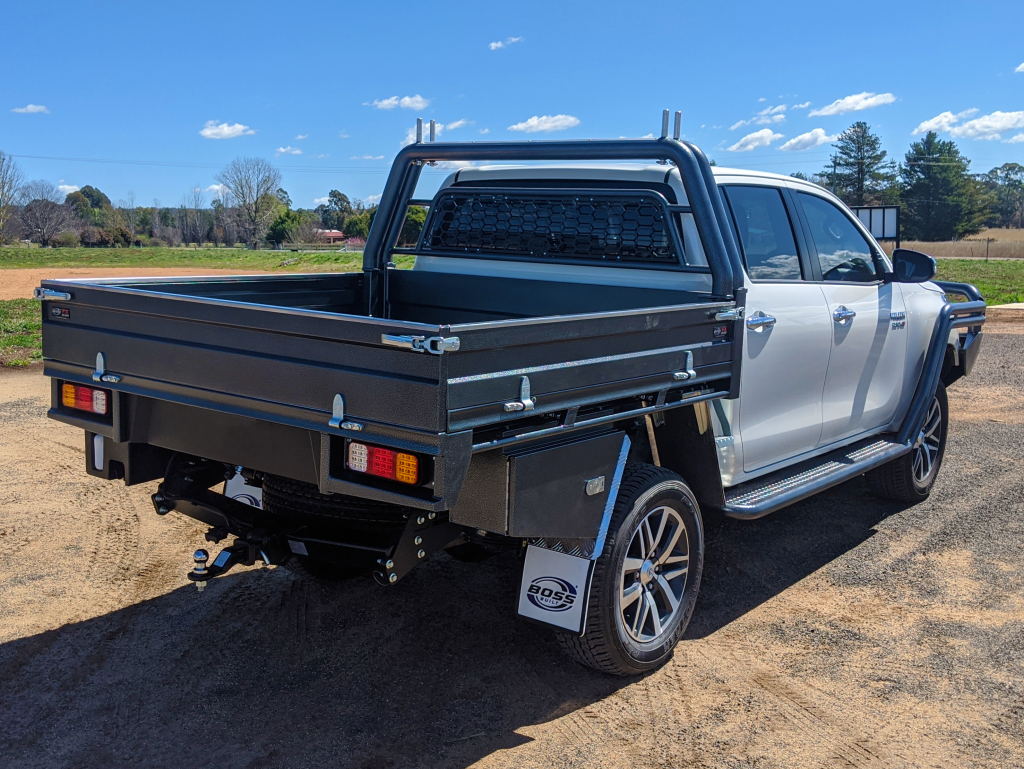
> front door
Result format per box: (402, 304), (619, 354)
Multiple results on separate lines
(720, 185), (833, 473)
(792, 191), (908, 446)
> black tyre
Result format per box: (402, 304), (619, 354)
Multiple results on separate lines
(556, 464), (704, 676)
(867, 384), (948, 503)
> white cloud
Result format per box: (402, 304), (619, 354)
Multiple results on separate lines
(1016, 62), (1024, 73)
(727, 128), (784, 152)
(364, 194), (383, 205)
(351, 154), (384, 160)
(809, 92), (896, 116)
(400, 94), (429, 110)
(313, 197), (329, 206)
(295, 134), (308, 140)
(792, 101), (811, 110)
(12, 103), (50, 114)
(1007, 134), (1024, 144)
(58, 184), (79, 195)
(206, 183), (229, 198)
(912, 108), (978, 135)
(949, 110), (1024, 141)
(313, 153), (330, 158)
(445, 119), (470, 130)
(199, 121), (255, 139)
(367, 94), (430, 110)
(489, 36), (523, 50)
(731, 105), (787, 130)
(508, 114), (580, 133)
(479, 128), (490, 134)
(275, 146), (302, 156)
(339, 130), (350, 138)
(779, 128), (837, 152)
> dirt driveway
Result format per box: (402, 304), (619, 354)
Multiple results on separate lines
(0, 268), (274, 300)
(1, 327), (1023, 769)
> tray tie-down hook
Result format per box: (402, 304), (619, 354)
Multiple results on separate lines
(504, 376), (536, 413)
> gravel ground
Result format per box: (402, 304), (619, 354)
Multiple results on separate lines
(1, 325), (1022, 769)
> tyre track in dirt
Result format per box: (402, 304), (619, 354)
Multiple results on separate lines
(1, 324), (1023, 769)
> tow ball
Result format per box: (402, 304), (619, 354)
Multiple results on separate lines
(187, 541), (273, 592)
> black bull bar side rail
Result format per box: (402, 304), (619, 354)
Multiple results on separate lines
(360, 138), (746, 316)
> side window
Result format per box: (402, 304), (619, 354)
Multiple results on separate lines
(796, 192), (879, 283)
(722, 186), (802, 281)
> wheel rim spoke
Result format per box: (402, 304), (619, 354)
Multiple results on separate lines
(655, 521), (683, 565)
(647, 594), (663, 636)
(654, 575), (680, 613)
(662, 565), (688, 582)
(620, 582), (642, 611)
(632, 593), (650, 636)
(622, 557), (644, 575)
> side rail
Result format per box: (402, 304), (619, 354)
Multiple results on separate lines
(897, 297), (987, 445)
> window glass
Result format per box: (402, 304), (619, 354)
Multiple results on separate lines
(797, 192), (878, 282)
(722, 186), (802, 280)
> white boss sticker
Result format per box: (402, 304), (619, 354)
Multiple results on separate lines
(224, 473), (263, 509)
(518, 546), (593, 633)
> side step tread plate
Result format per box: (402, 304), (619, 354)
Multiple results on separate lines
(722, 437), (910, 519)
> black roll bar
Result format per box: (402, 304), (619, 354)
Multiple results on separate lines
(361, 139), (745, 316)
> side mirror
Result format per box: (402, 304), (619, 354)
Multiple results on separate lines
(891, 249), (937, 283)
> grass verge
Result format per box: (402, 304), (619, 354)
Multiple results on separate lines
(935, 259), (1024, 305)
(0, 299), (42, 367)
(0, 246), (371, 272)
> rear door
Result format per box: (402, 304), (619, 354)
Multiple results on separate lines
(790, 191), (907, 446)
(720, 184), (832, 472)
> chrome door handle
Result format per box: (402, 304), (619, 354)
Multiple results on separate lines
(832, 305), (857, 324)
(746, 311), (777, 332)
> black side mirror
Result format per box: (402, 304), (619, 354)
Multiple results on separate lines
(891, 249), (937, 283)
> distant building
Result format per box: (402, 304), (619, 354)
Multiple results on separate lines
(315, 229), (346, 244)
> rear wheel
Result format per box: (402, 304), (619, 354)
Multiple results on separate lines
(867, 384), (948, 502)
(556, 464), (704, 676)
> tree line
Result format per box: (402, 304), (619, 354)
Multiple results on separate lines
(793, 122), (1024, 241)
(0, 154), (393, 249)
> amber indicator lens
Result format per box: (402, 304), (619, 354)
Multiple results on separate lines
(61, 383), (109, 415)
(347, 441), (419, 485)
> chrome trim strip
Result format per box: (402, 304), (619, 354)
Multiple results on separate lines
(448, 341), (714, 384)
(592, 435), (631, 560)
(449, 300), (735, 332)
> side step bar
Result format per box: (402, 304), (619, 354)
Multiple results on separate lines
(721, 438), (911, 520)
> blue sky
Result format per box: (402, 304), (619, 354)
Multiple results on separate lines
(2, 0), (1022, 209)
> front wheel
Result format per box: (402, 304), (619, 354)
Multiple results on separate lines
(867, 384), (948, 502)
(556, 464), (704, 676)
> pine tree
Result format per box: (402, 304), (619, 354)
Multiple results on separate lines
(899, 132), (990, 241)
(824, 122), (898, 206)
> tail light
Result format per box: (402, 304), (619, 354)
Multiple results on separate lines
(347, 441), (419, 485)
(61, 383), (109, 415)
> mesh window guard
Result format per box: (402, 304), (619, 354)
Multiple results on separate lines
(419, 190), (681, 266)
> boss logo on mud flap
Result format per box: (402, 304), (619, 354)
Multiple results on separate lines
(526, 576), (578, 612)
(51, 307), (70, 319)
(890, 311), (907, 330)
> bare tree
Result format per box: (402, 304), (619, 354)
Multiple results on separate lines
(215, 157), (282, 248)
(286, 216), (325, 245)
(0, 151), (25, 243)
(17, 180), (78, 247)
(178, 186), (207, 245)
(118, 191), (139, 238)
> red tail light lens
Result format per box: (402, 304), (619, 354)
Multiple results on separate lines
(61, 383), (109, 415)
(347, 442), (419, 485)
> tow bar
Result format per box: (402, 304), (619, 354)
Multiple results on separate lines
(188, 540), (275, 591)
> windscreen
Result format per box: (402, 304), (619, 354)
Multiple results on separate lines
(418, 189), (682, 267)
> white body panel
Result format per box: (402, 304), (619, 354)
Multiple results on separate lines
(737, 282), (832, 471)
(817, 282), (908, 445)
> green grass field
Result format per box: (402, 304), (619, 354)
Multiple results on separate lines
(0, 252), (1020, 366)
(0, 246), (372, 272)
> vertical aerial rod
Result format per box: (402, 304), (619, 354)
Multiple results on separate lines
(661, 110), (670, 138)
(673, 111), (682, 140)
(416, 118), (423, 143)
(429, 120), (436, 142)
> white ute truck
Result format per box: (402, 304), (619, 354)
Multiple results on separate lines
(36, 117), (986, 675)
